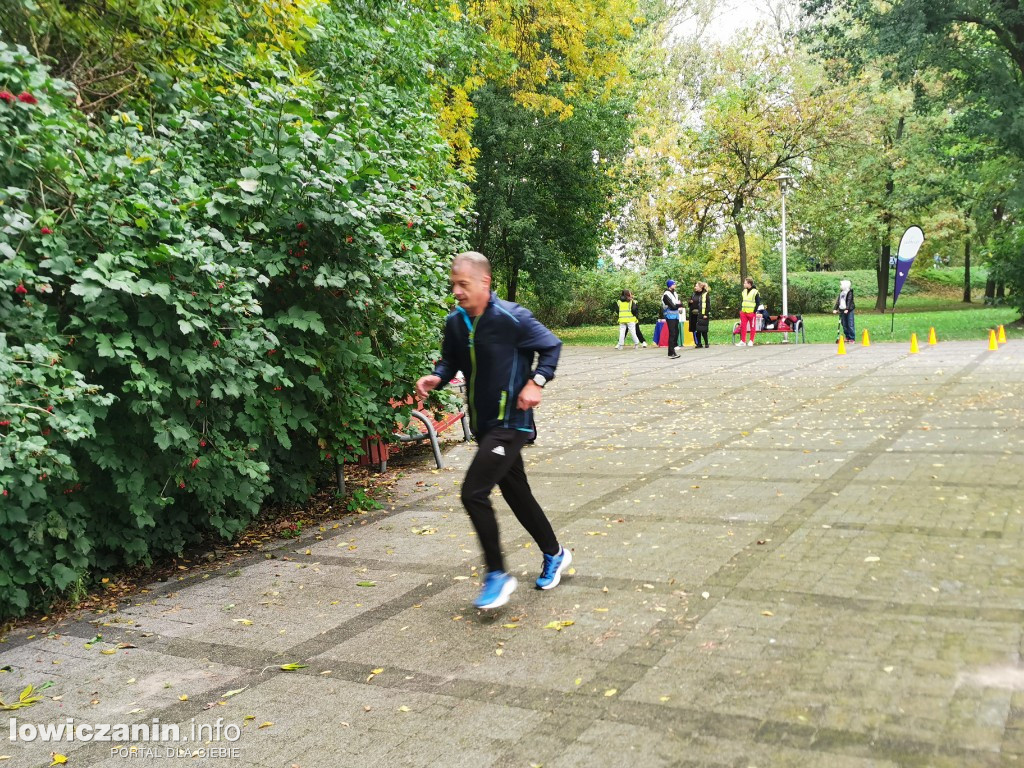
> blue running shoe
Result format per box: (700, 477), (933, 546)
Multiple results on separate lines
(474, 571), (517, 610)
(536, 547), (573, 590)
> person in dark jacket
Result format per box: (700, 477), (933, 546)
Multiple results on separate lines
(833, 279), (855, 342)
(662, 280), (682, 358)
(416, 251), (570, 610)
(688, 281), (711, 348)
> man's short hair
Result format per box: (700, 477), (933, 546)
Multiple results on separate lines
(452, 251), (492, 276)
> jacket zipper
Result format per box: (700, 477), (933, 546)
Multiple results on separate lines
(468, 314), (480, 430)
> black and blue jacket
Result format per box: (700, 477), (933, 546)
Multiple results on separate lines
(431, 292), (562, 437)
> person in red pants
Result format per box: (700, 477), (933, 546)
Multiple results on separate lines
(737, 278), (761, 347)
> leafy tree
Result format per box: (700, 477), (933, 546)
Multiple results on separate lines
(470, 84), (632, 302)
(803, 0), (1024, 315)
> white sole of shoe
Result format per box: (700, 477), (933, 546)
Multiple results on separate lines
(477, 576), (518, 609)
(538, 549), (573, 590)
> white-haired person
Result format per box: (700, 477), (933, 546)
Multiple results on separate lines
(833, 279), (856, 343)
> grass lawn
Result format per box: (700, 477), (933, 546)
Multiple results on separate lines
(555, 304), (1023, 347)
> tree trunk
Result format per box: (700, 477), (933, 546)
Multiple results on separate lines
(733, 194), (747, 281)
(985, 277), (996, 304)
(506, 270), (518, 302)
(876, 228), (891, 312)
(502, 229), (518, 302)
(997, 282), (1006, 300)
(963, 238), (971, 303)
(876, 116), (904, 313)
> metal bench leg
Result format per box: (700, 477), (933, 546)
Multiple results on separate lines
(336, 460), (345, 496)
(410, 410), (444, 469)
(460, 411), (471, 441)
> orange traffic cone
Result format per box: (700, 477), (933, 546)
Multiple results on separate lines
(837, 336), (847, 355)
(928, 327), (937, 345)
(998, 325), (1007, 344)
(909, 333), (919, 354)
(861, 329), (871, 347)
(989, 329), (998, 350)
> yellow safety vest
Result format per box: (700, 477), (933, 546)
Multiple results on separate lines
(617, 300), (637, 324)
(741, 288), (759, 313)
(699, 292), (708, 315)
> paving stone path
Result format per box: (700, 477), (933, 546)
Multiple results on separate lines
(3, 340), (1023, 768)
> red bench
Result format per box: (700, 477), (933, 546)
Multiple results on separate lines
(732, 314), (806, 343)
(336, 382), (470, 494)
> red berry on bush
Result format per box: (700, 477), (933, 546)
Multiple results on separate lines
(179, 482), (185, 489)
(200, 439), (206, 447)
(2, 490), (7, 496)
(0, 92), (13, 104)
(0, 420), (10, 426)
(217, 282), (224, 289)
(297, 222), (306, 231)
(345, 235), (353, 243)
(17, 92), (38, 105)
(190, 458), (200, 469)
(40, 227), (53, 235)
(14, 283), (27, 295)
(407, 221), (413, 228)
(268, 349), (276, 355)
(355, 331), (363, 336)
(195, 399), (202, 406)
(212, 339), (220, 347)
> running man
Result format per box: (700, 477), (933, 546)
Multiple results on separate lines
(416, 251), (571, 610)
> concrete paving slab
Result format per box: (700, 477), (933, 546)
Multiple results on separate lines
(4, 340), (1023, 768)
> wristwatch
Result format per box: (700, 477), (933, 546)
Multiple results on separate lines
(532, 374), (547, 388)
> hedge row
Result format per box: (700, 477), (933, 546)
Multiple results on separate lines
(0, 5), (469, 619)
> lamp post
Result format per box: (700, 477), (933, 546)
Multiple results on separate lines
(778, 175), (792, 343)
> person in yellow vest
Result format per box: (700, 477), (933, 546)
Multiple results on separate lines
(737, 278), (760, 347)
(615, 290), (640, 350)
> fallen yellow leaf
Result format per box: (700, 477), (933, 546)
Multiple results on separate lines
(604, 689), (617, 697)
(179, 695), (188, 701)
(258, 722), (274, 729)
(50, 756), (68, 766)
(543, 620), (575, 631)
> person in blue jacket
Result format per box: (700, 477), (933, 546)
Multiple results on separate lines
(416, 251), (570, 610)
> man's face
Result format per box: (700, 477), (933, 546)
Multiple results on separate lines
(451, 262), (491, 314)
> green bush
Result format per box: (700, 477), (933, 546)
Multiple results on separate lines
(0, 4), (470, 619)
(917, 266), (988, 289)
